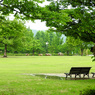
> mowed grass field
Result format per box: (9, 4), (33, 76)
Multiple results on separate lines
(0, 56), (95, 95)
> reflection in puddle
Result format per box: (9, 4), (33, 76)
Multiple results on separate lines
(30, 74), (64, 80)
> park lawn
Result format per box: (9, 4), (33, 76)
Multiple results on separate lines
(0, 56), (95, 95)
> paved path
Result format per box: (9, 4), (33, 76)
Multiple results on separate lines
(26, 73), (95, 79)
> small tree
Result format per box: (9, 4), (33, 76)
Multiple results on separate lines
(31, 40), (41, 55)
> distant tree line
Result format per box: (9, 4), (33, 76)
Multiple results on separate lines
(0, 17), (93, 57)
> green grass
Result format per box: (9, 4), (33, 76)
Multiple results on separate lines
(0, 56), (95, 95)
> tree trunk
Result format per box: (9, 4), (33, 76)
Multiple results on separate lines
(33, 47), (34, 56)
(90, 44), (95, 57)
(81, 48), (84, 56)
(3, 44), (7, 57)
(93, 45), (95, 57)
(67, 51), (69, 56)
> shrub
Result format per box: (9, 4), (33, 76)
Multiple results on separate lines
(80, 87), (95, 95)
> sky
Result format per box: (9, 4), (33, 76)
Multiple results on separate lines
(25, 1), (50, 30)
(25, 20), (49, 31)
(8, 14), (49, 30)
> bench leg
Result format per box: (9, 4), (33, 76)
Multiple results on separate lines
(83, 74), (89, 78)
(66, 74), (68, 79)
(83, 74), (85, 78)
(79, 74), (81, 78)
(92, 73), (95, 78)
(75, 74), (81, 79)
(70, 74), (72, 79)
(87, 74), (89, 78)
(65, 74), (69, 79)
(75, 74), (77, 78)
(65, 74), (71, 79)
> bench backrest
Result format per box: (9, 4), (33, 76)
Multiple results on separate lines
(69, 67), (91, 74)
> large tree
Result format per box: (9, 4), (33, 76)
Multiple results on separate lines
(0, 16), (27, 57)
(41, 0), (95, 56)
(1, 0), (95, 42)
(0, 0), (71, 28)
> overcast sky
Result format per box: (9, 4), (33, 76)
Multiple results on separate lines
(25, 20), (49, 30)
(25, 1), (50, 30)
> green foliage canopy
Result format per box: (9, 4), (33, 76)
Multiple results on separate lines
(43, 0), (95, 43)
(1, 0), (95, 43)
(0, 0), (44, 20)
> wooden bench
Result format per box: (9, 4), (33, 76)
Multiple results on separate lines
(64, 67), (91, 79)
